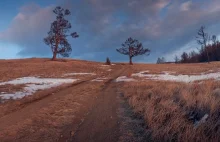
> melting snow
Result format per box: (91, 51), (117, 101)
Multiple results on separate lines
(161, 71), (176, 75)
(132, 71), (220, 83)
(101, 65), (110, 67)
(0, 77), (77, 100)
(63, 72), (96, 77)
(115, 76), (136, 82)
(194, 114), (209, 128)
(92, 77), (108, 82)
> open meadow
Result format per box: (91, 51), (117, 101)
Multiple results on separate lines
(1, 59), (220, 141)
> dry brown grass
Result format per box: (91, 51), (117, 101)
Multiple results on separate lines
(119, 80), (220, 141)
(0, 82), (104, 142)
(0, 58), (115, 119)
(2, 58), (220, 141)
(115, 60), (220, 141)
(131, 62), (220, 75)
(0, 58), (111, 82)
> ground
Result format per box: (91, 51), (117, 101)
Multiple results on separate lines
(1, 59), (220, 141)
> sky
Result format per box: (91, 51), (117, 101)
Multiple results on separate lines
(1, 0), (220, 63)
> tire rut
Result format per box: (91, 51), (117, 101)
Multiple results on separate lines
(67, 67), (127, 142)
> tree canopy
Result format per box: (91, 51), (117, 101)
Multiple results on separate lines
(116, 37), (150, 64)
(44, 6), (79, 60)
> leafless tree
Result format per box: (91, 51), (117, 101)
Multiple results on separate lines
(181, 52), (188, 63)
(116, 37), (150, 65)
(44, 6), (79, 60)
(196, 26), (210, 63)
(157, 57), (166, 64)
(174, 55), (179, 63)
(211, 35), (217, 45)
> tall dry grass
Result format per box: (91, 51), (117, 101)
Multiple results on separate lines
(120, 80), (220, 141)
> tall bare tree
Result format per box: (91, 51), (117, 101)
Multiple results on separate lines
(116, 37), (150, 65)
(44, 6), (79, 60)
(181, 52), (188, 63)
(211, 35), (217, 45)
(196, 26), (210, 63)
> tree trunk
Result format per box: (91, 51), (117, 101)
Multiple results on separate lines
(204, 44), (210, 64)
(52, 37), (58, 61)
(52, 51), (57, 60)
(206, 50), (210, 63)
(129, 56), (133, 65)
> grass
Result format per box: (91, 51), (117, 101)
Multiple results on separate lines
(0, 82), (104, 142)
(0, 58), (107, 82)
(119, 80), (220, 141)
(2, 58), (220, 141)
(114, 60), (220, 141)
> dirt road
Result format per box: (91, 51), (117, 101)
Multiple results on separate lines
(70, 69), (126, 142)
(0, 66), (128, 142)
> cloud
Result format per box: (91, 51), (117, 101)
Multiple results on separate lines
(0, 3), (55, 56)
(180, 1), (192, 11)
(1, 0), (220, 62)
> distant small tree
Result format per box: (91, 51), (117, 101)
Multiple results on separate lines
(174, 55), (179, 63)
(116, 37), (150, 65)
(211, 35), (217, 45)
(196, 26), (209, 63)
(105, 57), (111, 65)
(157, 57), (162, 64)
(44, 6), (79, 60)
(181, 52), (188, 63)
(157, 57), (166, 64)
(161, 57), (166, 63)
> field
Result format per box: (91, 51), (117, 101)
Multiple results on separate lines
(1, 58), (220, 141)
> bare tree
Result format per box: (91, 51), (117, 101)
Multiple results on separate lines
(174, 55), (179, 63)
(157, 57), (162, 64)
(157, 57), (166, 64)
(116, 37), (150, 65)
(181, 52), (188, 63)
(211, 35), (217, 45)
(44, 6), (79, 60)
(196, 26), (210, 63)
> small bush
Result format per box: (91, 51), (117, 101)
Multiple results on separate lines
(106, 57), (111, 65)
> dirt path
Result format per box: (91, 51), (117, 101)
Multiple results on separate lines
(0, 79), (95, 131)
(70, 69), (125, 142)
(0, 66), (128, 142)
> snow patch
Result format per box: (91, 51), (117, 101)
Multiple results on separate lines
(0, 77), (77, 100)
(162, 71), (176, 75)
(92, 77), (108, 82)
(132, 71), (220, 83)
(194, 114), (209, 128)
(115, 76), (136, 82)
(63, 72), (96, 77)
(107, 69), (112, 71)
(101, 65), (110, 67)
(138, 71), (149, 74)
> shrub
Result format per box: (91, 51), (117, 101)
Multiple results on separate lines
(106, 57), (111, 65)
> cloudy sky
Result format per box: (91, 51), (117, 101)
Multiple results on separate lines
(0, 0), (220, 63)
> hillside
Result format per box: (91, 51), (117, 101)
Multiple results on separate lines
(1, 59), (220, 141)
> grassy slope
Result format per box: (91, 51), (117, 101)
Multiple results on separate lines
(118, 62), (220, 141)
(2, 59), (220, 141)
